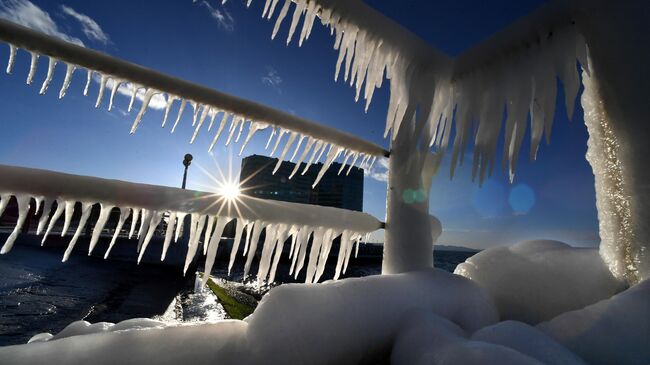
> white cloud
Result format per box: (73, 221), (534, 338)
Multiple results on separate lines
(261, 66), (282, 92)
(60, 5), (109, 44)
(365, 157), (389, 182)
(201, 1), (234, 31)
(0, 0), (84, 45)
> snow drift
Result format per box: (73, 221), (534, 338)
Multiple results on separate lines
(455, 240), (626, 324)
(0, 269), (498, 364)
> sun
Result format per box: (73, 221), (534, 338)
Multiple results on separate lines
(219, 181), (241, 200)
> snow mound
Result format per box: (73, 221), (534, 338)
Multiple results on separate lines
(538, 279), (650, 365)
(0, 270), (497, 365)
(455, 240), (626, 324)
(472, 321), (587, 365)
(391, 310), (544, 365)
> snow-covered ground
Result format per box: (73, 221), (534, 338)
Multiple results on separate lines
(0, 240), (647, 364)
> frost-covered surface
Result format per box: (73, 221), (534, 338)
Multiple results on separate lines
(538, 278), (650, 365)
(0, 165), (380, 283)
(0, 19), (386, 186)
(391, 311), (547, 365)
(0, 269), (498, 364)
(472, 321), (587, 365)
(455, 240), (626, 324)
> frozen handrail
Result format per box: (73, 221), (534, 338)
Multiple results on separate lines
(0, 164), (381, 283)
(0, 18), (388, 158)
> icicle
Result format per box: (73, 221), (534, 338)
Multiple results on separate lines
(290, 134), (305, 161)
(105, 207), (131, 259)
(0, 194), (9, 219)
(36, 199), (53, 235)
(271, 0), (291, 40)
(289, 137), (315, 179)
(130, 88), (157, 134)
(346, 153), (360, 175)
(138, 211), (163, 264)
(83, 69), (92, 96)
(183, 214), (206, 275)
(207, 108), (218, 131)
(137, 209), (153, 251)
(313, 146), (344, 187)
(314, 228), (336, 283)
(338, 150), (353, 175)
(0, 195), (30, 254)
(171, 99), (187, 133)
(26, 52), (39, 85)
(286, 0), (306, 45)
(289, 226), (306, 275)
(305, 227), (325, 283)
(190, 101), (200, 127)
(301, 139), (323, 175)
(42, 200), (65, 244)
(272, 131), (297, 174)
(32, 196), (43, 215)
(262, 0), (272, 17)
(225, 117), (242, 146)
(257, 223), (280, 283)
(39, 57), (57, 94)
(240, 122), (267, 156)
(294, 227), (312, 279)
(265, 127), (277, 149)
(235, 118), (246, 143)
(270, 129), (286, 156)
(266, 0), (280, 19)
(243, 220), (254, 256)
(208, 112), (230, 152)
(162, 95), (177, 127)
(334, 230), (351, 280)
(246, 0), (252, 7)
(243, 220), (264, 277)
(95, 74), (107, 108)
(62, 202), (93, 262)
(108, 79), (122, 111)
(190, 106), (211, 144)
(88, 204), (114, 255)
(202, 216), (232, 286)
(128, 84), (141, 113)
(58, 63), (76, 99)
(228, 218), (247, 275)
(268, 225), (290, 283)
(6, 44), (16, 74)
(203, 215), (216, 255)
(61, 201), (76, 237)
(128, 208), (140, 239)
(161, 212), (177, 261)
(174, 212), (186, 243)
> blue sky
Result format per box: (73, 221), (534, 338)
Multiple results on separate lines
(0, 0), (599, 249)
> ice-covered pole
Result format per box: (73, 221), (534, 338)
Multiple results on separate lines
(576, 0), (650, 284)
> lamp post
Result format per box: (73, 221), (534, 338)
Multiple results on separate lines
(182, 154), (193, 189)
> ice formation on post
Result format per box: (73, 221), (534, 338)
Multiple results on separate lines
(0, 165), (380, 283)
(0, 19), (387, 187)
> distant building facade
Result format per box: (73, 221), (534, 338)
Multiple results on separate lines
(239, 154), (363, 211)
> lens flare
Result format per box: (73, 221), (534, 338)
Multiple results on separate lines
(219, 181), (241, 200)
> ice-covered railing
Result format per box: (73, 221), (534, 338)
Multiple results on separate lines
(0, 19), (387, 187)
(0, 164), (380, 284)
(245, 0), (587, 183)
(442, 2), (585, 184)
(245, 0), (451, 141)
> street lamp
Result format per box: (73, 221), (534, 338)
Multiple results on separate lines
(182, 153), (193, 189)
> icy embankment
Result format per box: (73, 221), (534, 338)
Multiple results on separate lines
(455, 240), (627, 323)
(0, 269), (498, 364)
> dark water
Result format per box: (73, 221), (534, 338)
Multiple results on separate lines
(0, 243), (475, 346)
